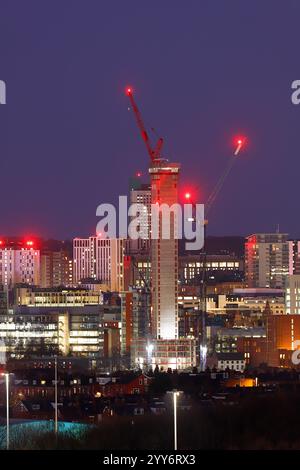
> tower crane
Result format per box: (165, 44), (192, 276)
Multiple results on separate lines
(125, 86), (247, 371)
(205, 137), (245, 217)
(185, 137), (246, 370)
(126, 87), (164, 164)
(126, 86), (166, 370)
(198, 137), (246, 370)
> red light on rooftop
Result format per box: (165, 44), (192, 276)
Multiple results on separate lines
(26, 240), (34, 247)
(126, 87), (133, 96)
(184, 192), (191, 200)
(0, 240), (3, 246)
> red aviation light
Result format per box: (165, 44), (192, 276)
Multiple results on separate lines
(182, 187), (200, 204)
(126, 86), (133, 96)
(233, 135), (246, 155)
(235, 136), (244, 146)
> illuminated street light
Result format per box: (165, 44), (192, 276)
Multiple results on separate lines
(200, 345), (208, 372)
(146, 343), (154, 369)
(54, 356), (58, 436)
(173, 391), (180, 450)
(167, 390), (182, 450)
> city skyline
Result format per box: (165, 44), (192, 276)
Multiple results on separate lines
(2, 1), (300, 454)
(1, 1), (300, 239)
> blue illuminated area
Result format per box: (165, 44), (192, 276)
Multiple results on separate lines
(0, 421), (91, 449)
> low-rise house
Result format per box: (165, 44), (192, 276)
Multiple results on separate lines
(97, 373), (152, 397)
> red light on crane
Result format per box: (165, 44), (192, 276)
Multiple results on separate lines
(126, 87), (133, 96)
(233, 136), (244, 145)
(233, 136), (246, 155)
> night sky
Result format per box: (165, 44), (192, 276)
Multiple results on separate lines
(0, 1), (299, 239)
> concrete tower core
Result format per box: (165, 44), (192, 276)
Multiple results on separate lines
(149, 161), (180, 340)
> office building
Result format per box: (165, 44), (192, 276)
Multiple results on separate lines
(233, 315), (300, 368)
(209, 326), (266, 354)
(207, 288), (285, 315)
(266, 314), (300, 367)
(288, 240), (300, 274)
(14, 285), (103, 307)
(128, 179), (151, 254)
(179, 253), (244, 284)
(286, 275), (300, 314)
(132, 337), (196, 370)
(120, 289), (150, 360)
(0, 304), (104, 359)
(40, 250), (73, 287)
(126, 254), (151, 289)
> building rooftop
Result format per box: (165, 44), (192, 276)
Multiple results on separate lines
(217, 353), (245, 361)
(233, 288), (284, 296)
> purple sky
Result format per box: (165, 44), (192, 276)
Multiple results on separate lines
(0, 1), (299, 239)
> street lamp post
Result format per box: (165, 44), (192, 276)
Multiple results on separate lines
(1, 372), (10, 450)
(200, 344), (208, 372)
(173, 391), (178, 451)
(54, 356), (58, 435)
(167, 390), (181, 450)
(4, 373), (9, 451)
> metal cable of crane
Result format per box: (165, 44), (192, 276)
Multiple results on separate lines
(205, 155), (236, 216)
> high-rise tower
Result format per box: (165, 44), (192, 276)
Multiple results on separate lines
(245, 233), (289, 288)
(126, 87), (195, 369)
(150, 162), (180, 339)
(128, 179), (151, 254)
